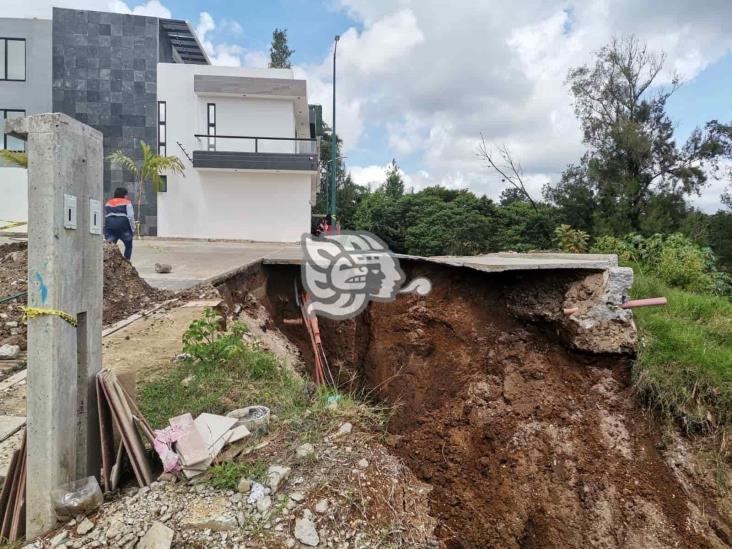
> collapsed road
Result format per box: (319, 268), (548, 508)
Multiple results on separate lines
(217, 253), (732, 548)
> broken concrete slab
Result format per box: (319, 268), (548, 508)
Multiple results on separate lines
(194, 413), (237, 457)
(266, 465), (291, 493)
(169, 413), (210, 477)
(137, 520), (174, 549)
(178, 496), (238, 531)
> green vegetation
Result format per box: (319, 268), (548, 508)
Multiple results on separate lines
(210, 459), (268, 490)
(554, 224), (589, 253)
(268, 28), (294, 69)
(630, 271), (732, 439)
(107, 140), (185, 237)
(138, 308), (387, 441)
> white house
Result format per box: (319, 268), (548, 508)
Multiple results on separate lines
(156, 63), (319, 242)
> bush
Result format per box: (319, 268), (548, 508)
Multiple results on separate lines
(592, 233), (732, 296)
(182, 308), (248, 366)
(554, 224), (589, 253)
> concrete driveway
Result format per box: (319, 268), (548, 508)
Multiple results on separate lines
(129, 238), (302, 290)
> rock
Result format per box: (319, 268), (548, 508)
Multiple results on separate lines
(315, 499), (329, 514)
(357, 458), (369, 469)
(0, 344), (20, 360)
(289, 491), (305, 503)
(231, 493), (243, 504)
(334, 422), (352, 438)
(294, 517), (320, 547)
(237, 478), (253, 494)
(5, 321), (18, 328)
(154, 263), (173, 274)
(285, 538), (297, 548)
(50, 530), (69, 547)
(296, 443), (315, 459)
(179, 497), (238, 531)
(256, 495), (272, 514)
(137, 521), (174, 549)
(76, 517), (95, 535)
(180, 375), (194, 387)
(266, 465), (291, 493)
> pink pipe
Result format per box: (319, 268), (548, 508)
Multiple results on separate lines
(620, 297), (667, 309)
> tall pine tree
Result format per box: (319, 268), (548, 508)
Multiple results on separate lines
(269, 28), (294, 68)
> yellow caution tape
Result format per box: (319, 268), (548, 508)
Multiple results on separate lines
(21, 306), (78, 327)
(0, 220), (27, 231)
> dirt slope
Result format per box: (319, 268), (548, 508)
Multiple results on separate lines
(254, 263), (731, 548)
(0, 241), (171, 348)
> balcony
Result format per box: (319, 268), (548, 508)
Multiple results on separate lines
(192, 134), (319, 172)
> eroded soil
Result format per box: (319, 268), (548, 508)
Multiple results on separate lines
(226, 262), (732, 548)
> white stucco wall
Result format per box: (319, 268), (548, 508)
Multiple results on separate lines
(0, 167), (28, 223)
(157, 63), (313, 242)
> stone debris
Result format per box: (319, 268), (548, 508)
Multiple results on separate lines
(294, 516), (320, 547)
(76, 517), (95, 535)
(0, 344), (20, 360)
(49, 529), (69, 547)
(289, 491), (305, 503)
(256, 495), (272, 514)
(357, 458), (369, 469)
(137, 521), (174, 549)
(296, 443), (315, 459)
(154, 263), (173, 274)
(266, 465), (291, 493)
(334, 422), (352, 438)
(237, 478), (253, 494)
(315, 498), (329, 514)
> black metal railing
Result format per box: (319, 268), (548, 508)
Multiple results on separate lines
(193, 134), (318, 155)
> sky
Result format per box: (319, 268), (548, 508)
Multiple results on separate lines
(5, 0), (732, 212)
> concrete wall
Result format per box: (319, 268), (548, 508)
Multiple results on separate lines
(157, 63), (312, 241)
(51, 8), (160, 234)
(0, 167), (27, 222)
(0, 18), (52, 117)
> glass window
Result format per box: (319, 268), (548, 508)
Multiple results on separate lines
(0, 41), (5, 80)
(157, 101), (166, 156)
(6, 40), (25, 80)
(207, 103), (216, 151)
(2, 109), (26, 151)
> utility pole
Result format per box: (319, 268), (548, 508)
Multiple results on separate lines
(330, 35), (340, 219)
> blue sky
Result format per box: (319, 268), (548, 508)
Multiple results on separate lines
(11, 0), (732, 211)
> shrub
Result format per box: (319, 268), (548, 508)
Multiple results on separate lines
(553, 224), (589, 253)
(592, 233), (732, 296)
(182, 308), (248, 366)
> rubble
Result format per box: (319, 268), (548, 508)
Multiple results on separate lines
(295, 443), (315, 459)
(294, 515), (319, 547)
(137, 521), (173, 549)
(0, 344), (19, 360)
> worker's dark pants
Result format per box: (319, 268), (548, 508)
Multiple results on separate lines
(105, 216), (134, 260)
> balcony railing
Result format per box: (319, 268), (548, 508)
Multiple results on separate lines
(193, 134), (318, 155)
(191, 134), (320, 172)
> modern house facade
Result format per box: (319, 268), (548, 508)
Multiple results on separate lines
(0, 17), (52, 223)
(157, 64), (318, 241)
(1, 7), (318, 240)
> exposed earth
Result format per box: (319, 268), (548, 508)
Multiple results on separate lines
(229, 261), (732, 548)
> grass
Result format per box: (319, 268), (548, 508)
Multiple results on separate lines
(210, 459), (268, 490)
(630, 268), (732, 439)
(138, 309), (389, 471)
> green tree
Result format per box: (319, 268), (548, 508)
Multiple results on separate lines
(383, 159), (405, 199)
(557, 36), (720, 235)
(269, 28), (294, 69)
(107, 141), (185, 237)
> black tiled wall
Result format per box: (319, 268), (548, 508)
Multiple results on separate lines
(52, 7), (159, 235)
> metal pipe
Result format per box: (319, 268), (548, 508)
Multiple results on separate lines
(330, 35), (340, 218)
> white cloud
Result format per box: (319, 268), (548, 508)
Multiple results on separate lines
(297, 0), (732, 210)
(4, 0), (171, 18)
(109, 0), (170, 18)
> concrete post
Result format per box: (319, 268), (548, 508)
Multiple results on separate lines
(6, 113), (103, 538)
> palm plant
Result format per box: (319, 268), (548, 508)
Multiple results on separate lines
(0, 150), (28, 167)
(107, 141), (184, 237)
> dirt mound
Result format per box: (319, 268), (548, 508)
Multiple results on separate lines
(0, 241), (172, 348)
(102, 242), (171, 324)
(245, 263), (732, 548)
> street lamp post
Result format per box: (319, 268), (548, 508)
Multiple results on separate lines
(330, 35), (340, 220)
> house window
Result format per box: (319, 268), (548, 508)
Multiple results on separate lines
(2, 109), (25, 151)
(207, 103), (216, 151)
(158, 175), (167, 193)
(0, 39), (26, 81)
(158, 101), (166, 156)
